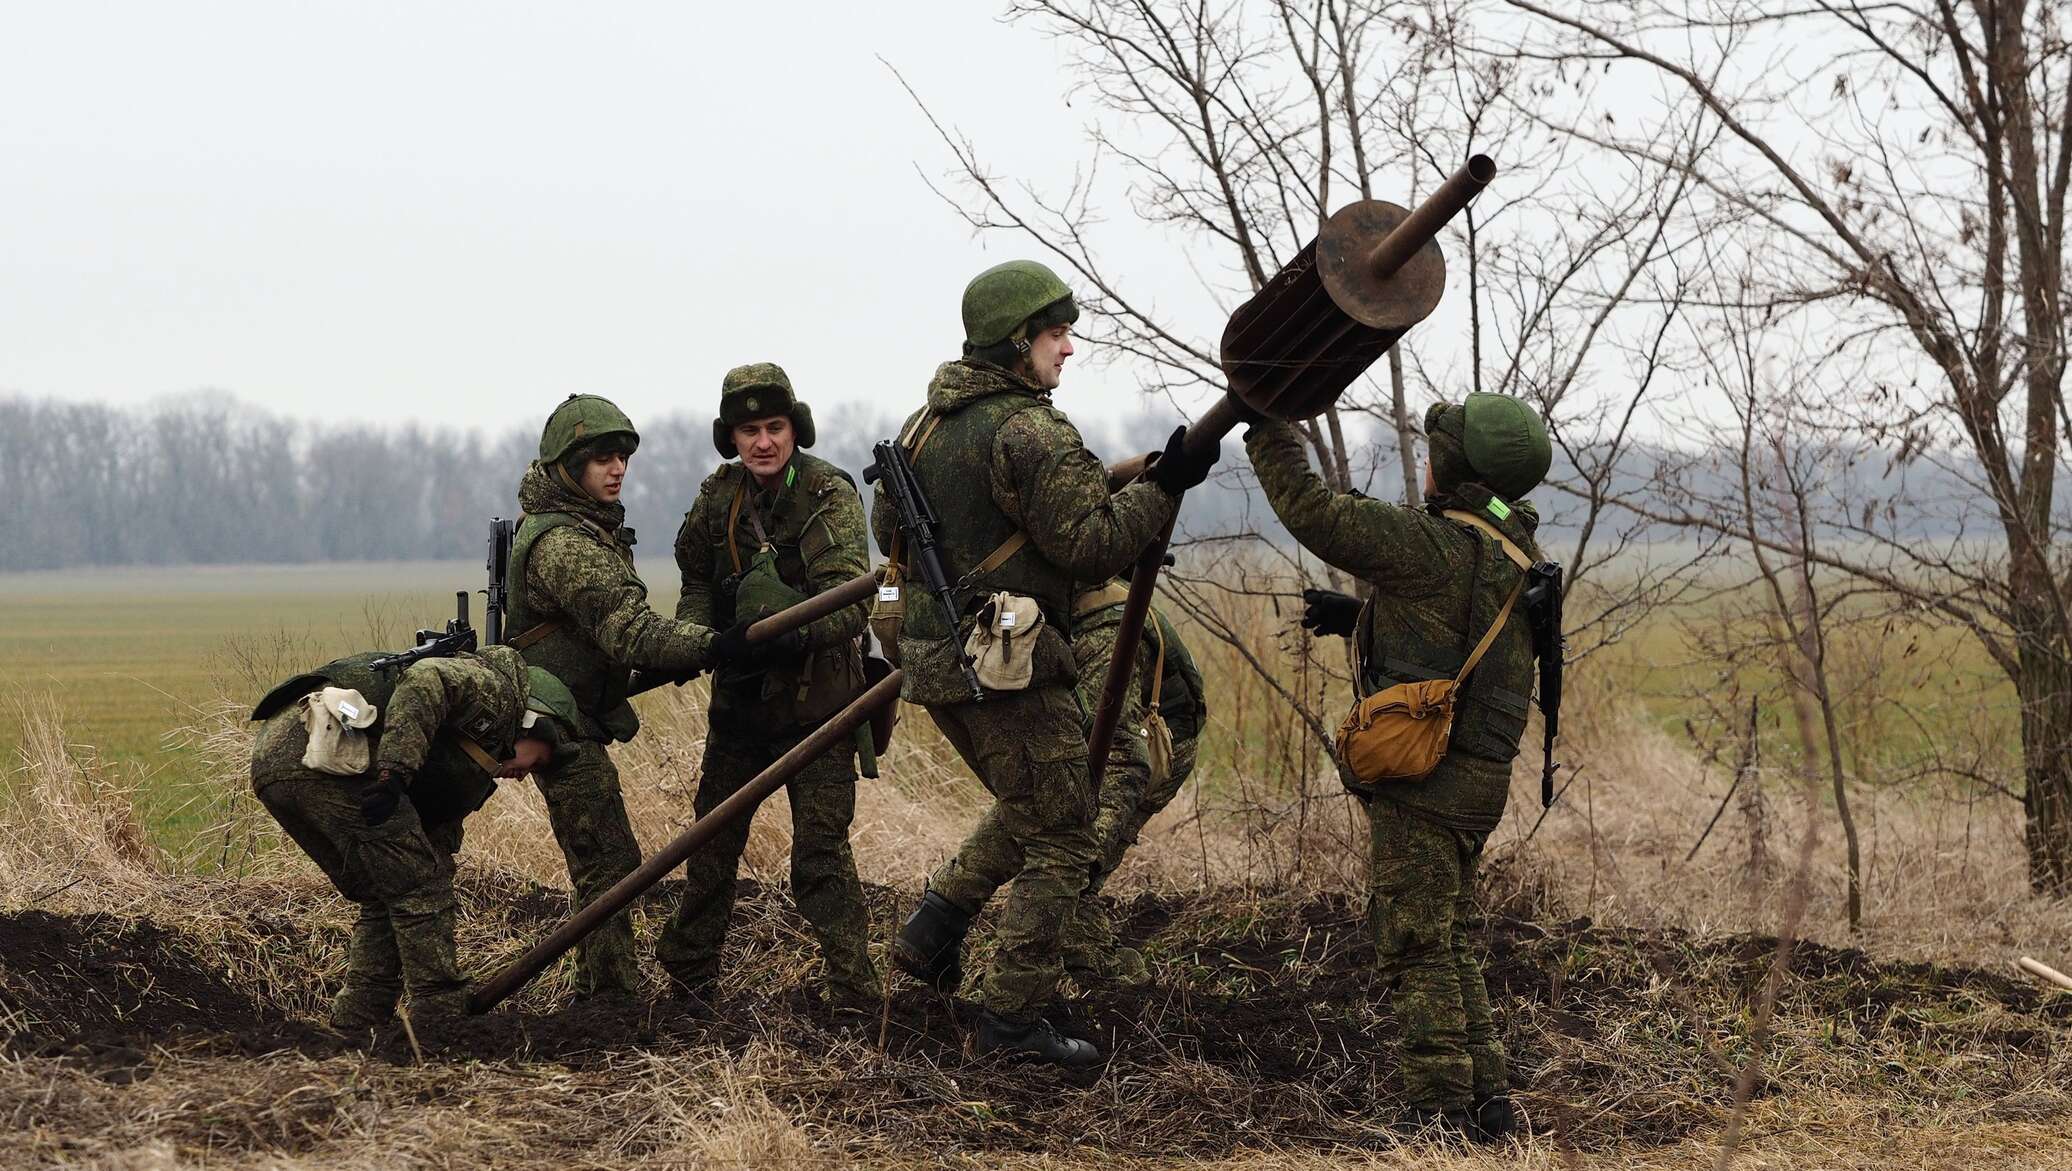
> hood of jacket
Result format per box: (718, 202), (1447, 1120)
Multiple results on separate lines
(925, 358), (1048, 416)
(517, 459), (626, 532)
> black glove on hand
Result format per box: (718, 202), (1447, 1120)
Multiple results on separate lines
(1300, 588), (1362, 637)
(1146, 425), (1217, 497)
(361, 768), (408, 826)
(711, 618), (758, 667)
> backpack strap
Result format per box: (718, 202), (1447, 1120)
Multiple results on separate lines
(1073, 581), (1132, 617)
(882, 412), (942, 582)
(454, 735), (501, 775)
(725, 473), (750, 575)
(1441, 509), (1534, 571)
(1440, 508), (1531, 687)
(507, 621), (559, 651)
(1451, 576), (1526, 687)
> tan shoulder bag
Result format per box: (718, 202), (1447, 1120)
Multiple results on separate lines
(1334, 511), (1531, 787)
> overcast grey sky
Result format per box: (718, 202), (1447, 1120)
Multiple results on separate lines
(2, 1), (1205, 429)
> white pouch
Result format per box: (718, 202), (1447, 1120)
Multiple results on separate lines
(299, 686), (379, 776)
(963, 592), (1045, 692)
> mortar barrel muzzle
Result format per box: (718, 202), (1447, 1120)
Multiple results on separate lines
(1364, 154), (1495, 282)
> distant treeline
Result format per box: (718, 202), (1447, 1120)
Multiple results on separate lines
(0, 392), (1991, 574)
(0, 393), (1272, 572)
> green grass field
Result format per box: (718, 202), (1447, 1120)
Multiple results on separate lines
(0, 559), (2020, 856)
(0, 562), (483, 845)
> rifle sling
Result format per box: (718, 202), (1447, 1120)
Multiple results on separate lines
(508, 622), (559, 652)
(456, 735), (501, 776)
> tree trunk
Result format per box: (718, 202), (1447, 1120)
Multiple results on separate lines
(1388, 346), (1421, 506)
(2014, 607), (2072, 893)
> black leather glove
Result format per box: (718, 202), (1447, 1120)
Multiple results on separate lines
(1300, 588), (1362, 637)
(1145, 425), (1217, 497)
(711, 619), (758, 667)
(360, 768), (408, 826)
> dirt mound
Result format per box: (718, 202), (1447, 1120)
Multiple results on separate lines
(0, 909), (336, 1075)
(3, 882), (2067, 1157)
(0, 911), (271, 1039)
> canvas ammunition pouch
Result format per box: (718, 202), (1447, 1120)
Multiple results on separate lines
(298, 687), (379, 776)
(964, 592), (1045, 691)
(1336, 512), (1532, 795)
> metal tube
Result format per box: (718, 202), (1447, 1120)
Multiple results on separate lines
(469, 669), (905, 1013)
(1085, 513), (1176, 793)
(745, 571), (878, 642)
(1364, 155), (1495, 280)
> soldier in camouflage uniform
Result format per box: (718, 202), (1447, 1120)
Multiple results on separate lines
(505, 395), (728, 998)
(1057, 587), (1207, 985)
(248, 644), (578, 1038)
(654, 363), (880, 1013)
(1246, 394), (1552, 1143)
(877, 260), (1217, 1067)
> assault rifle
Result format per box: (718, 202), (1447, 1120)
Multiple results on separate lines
(1525, 561), (1565, 808)
(864, 438), (984, 702)
(369, 591), (478, 672)
(485, 517), (516, 645)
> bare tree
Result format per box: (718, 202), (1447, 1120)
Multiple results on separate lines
(1500, 0), (2072, 890)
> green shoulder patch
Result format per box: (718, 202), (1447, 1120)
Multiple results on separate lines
(1485, 497), (1512, 521)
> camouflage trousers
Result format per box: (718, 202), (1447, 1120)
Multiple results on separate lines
(1368, 797), (1506, 1112)
(533, 738), (644, 997)
(924, 684), (1099, 1024)
(1060, 736), (1200, 976)
(654, 720), (879, 1005)
(255, 773), (466, 1031)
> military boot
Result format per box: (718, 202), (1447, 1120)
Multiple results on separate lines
(894, 891), (971, 994)
(399, 991), (470, 1052)
(1398, 1104), (1510, 1145)
(973, 1010), (1101, 1068)
(1396, 1107), (1480, 1144)
(1472, 1094), (1519, 1141)
(328, 985), (399, 1034)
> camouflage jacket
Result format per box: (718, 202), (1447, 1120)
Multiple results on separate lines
(1246, 420), (1543, 833)
(674, 451), (870, 729)
(870, 359), (1176, 706)
(1074, 590), (1208, 746)
(507, 462), (714, 741)
(250, 645), (545, 825)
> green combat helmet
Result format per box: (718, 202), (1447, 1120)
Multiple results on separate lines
(961, 259), (1080, 353)
(1425, 393), (1552, 501)
(712, 362), (817, 458)
(539, 394), (641, 467)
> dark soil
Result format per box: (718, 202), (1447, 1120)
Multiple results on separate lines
(3, 879), (2066, 1156)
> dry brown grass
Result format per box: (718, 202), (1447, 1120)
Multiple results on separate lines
(5, 573), (2072, 1169)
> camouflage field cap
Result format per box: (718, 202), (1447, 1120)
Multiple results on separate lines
(713, 362), (817, 458)
(1425, 393), (1551, 501)
(523, 666), (581, 738)
(539, 394), (640, 465)
(961, 259), (1079, 348)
